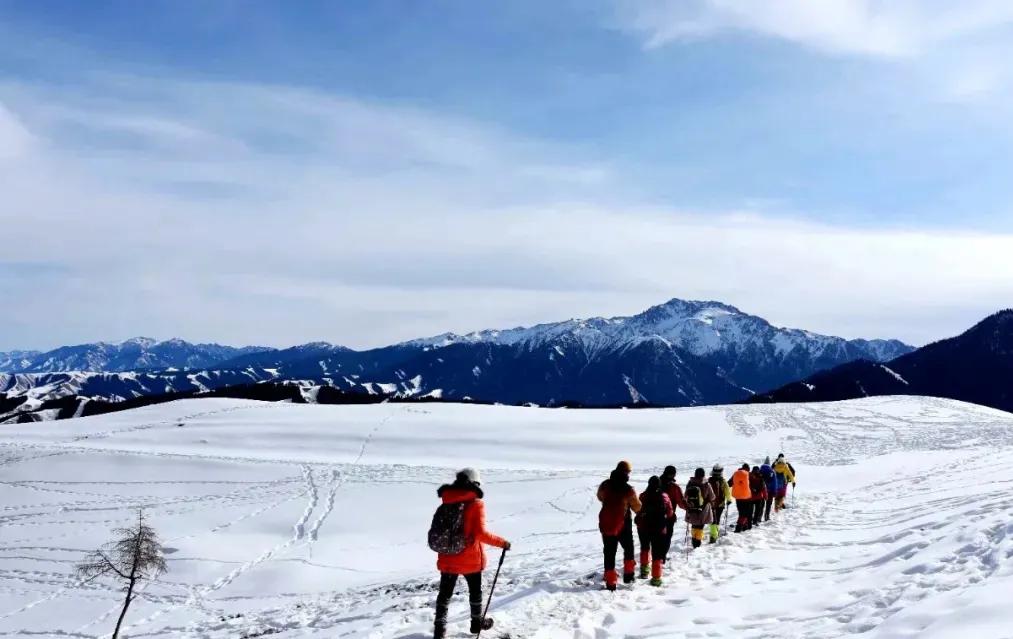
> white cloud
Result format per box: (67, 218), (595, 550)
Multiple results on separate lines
(0, 101), (33, 160)
(618, 0), (1013, 58)
(2, 74), (1012, 351)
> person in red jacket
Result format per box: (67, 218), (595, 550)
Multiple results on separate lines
(434, 468), (510, 639)
(598, 460), (642, 590)
(635, 475), (674, 586)
(749, 466), (768, 527)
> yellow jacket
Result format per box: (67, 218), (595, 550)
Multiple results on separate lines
(773, 460), (795, 484)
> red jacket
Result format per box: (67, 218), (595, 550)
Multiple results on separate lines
(749, 471), (767, 501)
(436, 487), (508, 575)
(597, 478), (641, 536)
(662, 478), (688, 512)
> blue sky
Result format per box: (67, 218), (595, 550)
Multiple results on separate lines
(2, 1), (1013, 350)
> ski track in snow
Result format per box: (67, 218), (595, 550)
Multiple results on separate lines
(0, 398), (1012, 637)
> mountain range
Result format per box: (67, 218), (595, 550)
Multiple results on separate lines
(0, 299), (913, 423)
(751, 309), (1013, 412)
(0, 337), (350, 374)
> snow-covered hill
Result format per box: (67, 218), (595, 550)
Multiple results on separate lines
(0, 371), (430, 424)
(1, 396), (1011, 637)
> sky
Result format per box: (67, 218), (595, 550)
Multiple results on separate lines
(2, 0), (1013, 351)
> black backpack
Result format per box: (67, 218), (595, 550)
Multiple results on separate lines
(428, 502), (469, 554)
(685, 483), (704, 513)
(643, 492), (668, 530)
(707, 476), (723, 501)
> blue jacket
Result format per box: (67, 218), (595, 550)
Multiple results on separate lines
(760, 464), (781, 494)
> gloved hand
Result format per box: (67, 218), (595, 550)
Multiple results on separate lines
(792, 482), (796, 488)
(503, 541), (512, 551)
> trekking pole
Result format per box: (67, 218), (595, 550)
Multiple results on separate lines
(684, 521), (691, 560)
(477, 548), (507, 638)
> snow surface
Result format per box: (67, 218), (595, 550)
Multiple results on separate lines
(1, 397), (1013, 638)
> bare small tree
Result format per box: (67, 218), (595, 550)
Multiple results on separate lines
(76, 510), (168, 639)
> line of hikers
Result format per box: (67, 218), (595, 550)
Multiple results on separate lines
(596, 455), (796, 590)
(426, 456), (796, 637)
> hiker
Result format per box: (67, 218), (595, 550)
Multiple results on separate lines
(635, 475), (674, 586)
(707, 464), (732, 543)
(772, 454), (796, 512)
(684, 468), (717, 549)
(730, 463), (753, 532)
(598, 460), (642, 590)
(760, 456), (779, 521)
(432, 468), (511, 639)
(660, 466), (688, 553)
(749, 466), (767, 526)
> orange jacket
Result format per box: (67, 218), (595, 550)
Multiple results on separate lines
(730, 469), (752, 500)
(436, 487), (508, 575)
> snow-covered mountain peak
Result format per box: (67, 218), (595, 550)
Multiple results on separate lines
(119, 336), (158, 347)
(640, 298), (743, 319)
(403, 298), (912, 376)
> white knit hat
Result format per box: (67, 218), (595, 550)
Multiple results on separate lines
(458, 467), (482, 484)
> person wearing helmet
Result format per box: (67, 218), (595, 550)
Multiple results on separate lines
(597, 460), (642, 590)
(433, 468), (511, 639)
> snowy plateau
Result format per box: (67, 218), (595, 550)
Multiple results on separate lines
(1, 396), (1012, 638)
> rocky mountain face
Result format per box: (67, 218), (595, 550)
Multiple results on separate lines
(750, 310), (1013, 413)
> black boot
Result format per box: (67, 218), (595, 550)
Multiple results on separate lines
(470, 617), (493, 633)
(623, 572), (635, 584)
(435, 603), (448, 639)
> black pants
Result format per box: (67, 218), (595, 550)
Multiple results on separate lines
(751, 500), (764, 525)
(763, 495), (774, 521)
(663, 516), (677, 553)
(713, 505), (725, 529)
(602, 516), (635, 574)
(638, 528), (671, 563)
(735, 499), (752, 532)
(435, 572), (482, 629)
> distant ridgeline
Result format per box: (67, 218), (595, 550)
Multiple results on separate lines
(5, 308), (1012, 421)
(0, 298), (917, 423)
(750, 310), (1013, 413)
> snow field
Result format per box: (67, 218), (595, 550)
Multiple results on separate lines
(0, 397), (1011, 638)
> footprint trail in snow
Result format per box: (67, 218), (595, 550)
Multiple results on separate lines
(0, 397), (1011, 638)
